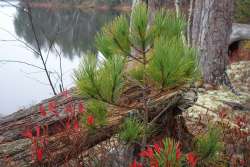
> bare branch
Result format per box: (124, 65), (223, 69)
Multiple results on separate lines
(25, 3), (57, 95)
(0, 0), (28, 13)
(0, 27), (41, 55)
(0, 39), (17, 42)
(53, 45), (64, 91)
(21, 70), (51, 86)
(0, 59), (45, 70)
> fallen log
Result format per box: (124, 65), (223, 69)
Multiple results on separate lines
(230, 23), (250, 44)
(0, 88), (82, 143)
(0, 87), (197, 166)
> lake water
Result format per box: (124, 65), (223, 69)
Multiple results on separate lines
(0, 1), (121, 115)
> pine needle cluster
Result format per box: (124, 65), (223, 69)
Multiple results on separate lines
(75, 3), (199, 143)
(119, 118), (145, 143)
(194, 126), (225, 167)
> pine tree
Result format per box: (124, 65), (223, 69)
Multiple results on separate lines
(75, 2), (198, 155)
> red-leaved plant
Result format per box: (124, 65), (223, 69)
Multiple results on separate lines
(22, 89), (88, 163)
(131, 138), (198, 167)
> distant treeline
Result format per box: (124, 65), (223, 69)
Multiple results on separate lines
(27, 0), (132, 6)
(95, 0), (132, 5)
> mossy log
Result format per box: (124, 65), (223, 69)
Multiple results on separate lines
(0, 87), (197, 166)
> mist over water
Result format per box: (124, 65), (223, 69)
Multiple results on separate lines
(0, 1), (121, 115)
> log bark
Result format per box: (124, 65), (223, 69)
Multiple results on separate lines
(0, 88), (82, 143)
(189, 0), (234, 85)
(0, 87), (197, 166)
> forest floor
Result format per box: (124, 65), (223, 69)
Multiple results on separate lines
(185, 60), (250, 166)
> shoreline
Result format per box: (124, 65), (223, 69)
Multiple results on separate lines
(26, 2), (132, 12)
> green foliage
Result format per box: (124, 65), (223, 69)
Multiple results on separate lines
(75, 53), (125, 103)
(75, 3), (198, 136)
(119, 118), (144, 143)
(130, 3), (149, 48)
(83, 100), (108, 126)
(194, 126), (225, 166)
(154, 138), (182, 167)
(75, 53), (99, 98)
(95, 15), (130, 59)
(128, 65), (144, 82)
(147, 10), (198, 88)
(234, 0), (250, 23)
(96, 3), (198, 89)
(153, 10), (185, 40)
(148, 37), (197, 88)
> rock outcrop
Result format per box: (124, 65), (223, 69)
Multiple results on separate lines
(185, 61), (250, 166)
(227, 61), (250, 93)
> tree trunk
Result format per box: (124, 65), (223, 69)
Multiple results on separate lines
(148, 0), (173, 11)
(190, 0), (234, 85)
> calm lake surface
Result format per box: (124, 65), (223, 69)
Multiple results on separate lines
(0, 1), (121, 115)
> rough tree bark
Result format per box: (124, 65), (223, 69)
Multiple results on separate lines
(148, 0), (173, 10)
(189, 0), (234, 85)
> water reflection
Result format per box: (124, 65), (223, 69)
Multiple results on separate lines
(14, 5), (121, 59)
(0, 1), (122, 115)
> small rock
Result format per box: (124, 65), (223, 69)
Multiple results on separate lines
(198, 88), (206, 93)
(203, 83), (216, 90)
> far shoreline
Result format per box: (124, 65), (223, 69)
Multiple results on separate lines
(24, 2), (132, 12)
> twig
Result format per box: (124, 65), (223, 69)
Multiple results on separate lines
(108, 29), (144, 64)
(0, 0), (28, 13)
(0, 39), (17, 42)
(53, 45), (64, 91)
(21, 71), (51, 86)
(26, 3), (57, 95)
(0, 60), (45, 70)
(0, 27), (40, 55)
(44, 39), (55, 65)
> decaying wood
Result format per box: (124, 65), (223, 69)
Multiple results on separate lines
(0, 87), (197, 166)
(0, 88), (82, 143)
